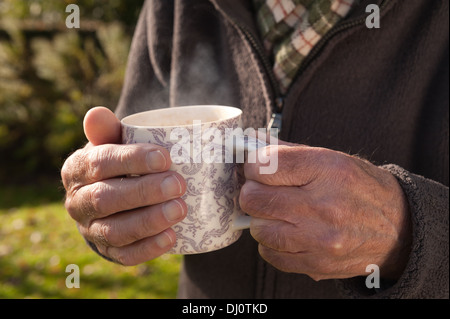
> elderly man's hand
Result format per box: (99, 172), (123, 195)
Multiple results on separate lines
(240, 145), (412, 281)
(61, 107), (187, 266)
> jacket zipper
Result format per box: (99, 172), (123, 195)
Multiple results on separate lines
(222, 0), (389, 132)
(233, 25), (285, 132)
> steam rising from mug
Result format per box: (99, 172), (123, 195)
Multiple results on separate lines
(116, 44), (237, 119)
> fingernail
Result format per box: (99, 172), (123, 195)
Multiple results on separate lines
(147, 150), (166, 171)
(163, 200), (185, 222)
(161, 175), (182, 198)
(155, 231), (173, 249)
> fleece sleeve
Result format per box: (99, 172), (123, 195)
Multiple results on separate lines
(336, 164), (449, 298)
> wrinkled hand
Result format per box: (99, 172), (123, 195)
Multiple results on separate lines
(61, 107), (187, 265)
(240, 144), (412, 281)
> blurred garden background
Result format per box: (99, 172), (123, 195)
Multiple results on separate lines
(0, 0), (181, 298)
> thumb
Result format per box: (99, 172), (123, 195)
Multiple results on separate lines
(83, 106), (121, 146)
(244, 144), (321, 186)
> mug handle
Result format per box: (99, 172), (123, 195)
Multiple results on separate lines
(233, 215), (253, 231)
(233, 135), (268, 154)
(231, 134), (270, 231)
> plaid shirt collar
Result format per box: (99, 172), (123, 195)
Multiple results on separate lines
(253, 0), (355, 93)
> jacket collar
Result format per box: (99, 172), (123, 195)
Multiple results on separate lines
(210, 0), (391, 30)
(209, 0), (261, 41)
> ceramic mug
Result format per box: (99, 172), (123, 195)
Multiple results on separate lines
(121, 105), (271, 254)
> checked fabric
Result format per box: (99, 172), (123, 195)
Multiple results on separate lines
(253, 0), (355, 93)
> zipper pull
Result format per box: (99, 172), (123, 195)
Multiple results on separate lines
(275, 96), (284, 112)
(267, 112), (282, 136)
(267, 96), (284, 135)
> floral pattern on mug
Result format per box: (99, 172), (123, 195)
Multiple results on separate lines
(121, 110), (248, 254)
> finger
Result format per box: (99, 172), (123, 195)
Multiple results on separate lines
(257, 244), (307, 274)
(67, 172), (185, 224)
(79, 198), (187, 248)
(242, 180), (349, 254)
(250, 217), (308, 253)
(62, 143), (172, 191)
(83, 106), (121, 145)
(244, 144), (341, 187)
(258, 245), (353, 280)
(97, 228), (177, 266)
(257, 244), (328, 276)
(239, 179), (308, 222)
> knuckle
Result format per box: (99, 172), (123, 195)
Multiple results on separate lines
(65, 184), (105, 224)
(240, 183), (284, 219)
(254, 222), (287, 250)
(134, 212), (157, 240)
(265, 191), (283, 214)
(120, 177), (150, 211)
(114, 249), (137, 266)
(61, 149), (85, 190)
(97, 244), (127, 265)
(60, 159), (72, 187)
(239, 182), (264, 213)
(88, 183), (107, 215)
(321, 230), (347, 257)
(136, 178), (150, 205)
(76, 222), (89, 239)
(239, 189), (258, 213)
(313, 197), (345, 227)
(96, 244), (111, 260)
(64, 195), (77, 219)
(64, 190), (89, 223)
(329, 154), (359, 185)
(122, 217), (150, 244)
(268, 231), (287, 250)
(118, 145), (137, 173)
(95, 221), (115, 247)
(85, 148), (106, 182)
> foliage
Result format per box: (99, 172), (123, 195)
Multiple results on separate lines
(0, 2), (181, 299)
(0, 0), (144, 182)
(0, 0), (144, 28)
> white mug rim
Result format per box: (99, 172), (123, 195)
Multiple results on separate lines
(121, 105), (243, 129)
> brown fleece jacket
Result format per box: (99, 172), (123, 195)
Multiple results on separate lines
(114, 0), (448, 298)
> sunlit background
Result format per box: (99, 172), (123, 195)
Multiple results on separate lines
(0, 0), (182, 298)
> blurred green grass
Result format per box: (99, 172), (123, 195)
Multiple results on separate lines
(0, 181), (182, 298)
